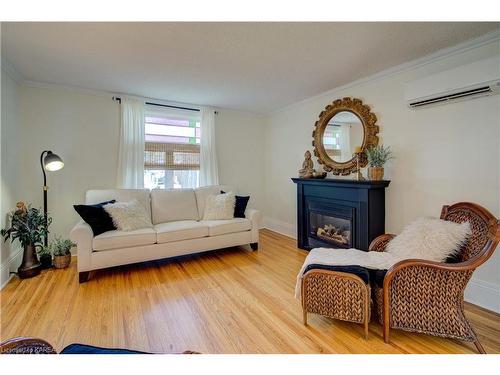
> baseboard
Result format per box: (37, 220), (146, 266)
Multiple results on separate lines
(262, 216), (296, 239)
(0, 248), (23, 290)
(465, 278), (500, 313)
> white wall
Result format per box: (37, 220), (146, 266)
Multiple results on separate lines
(1, 66), (22, 287)
(216, 109), (266, 210)
(17, 87), (120, 245)
(264, 40), (500, 312)
(11, 85), (266, 247)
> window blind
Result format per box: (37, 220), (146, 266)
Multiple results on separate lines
(145, 142), (200, 170)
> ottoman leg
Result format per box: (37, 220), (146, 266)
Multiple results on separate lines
(364, 287), (370, 339)
(303, 309), (308, 325)
(364, 318), (369, 339)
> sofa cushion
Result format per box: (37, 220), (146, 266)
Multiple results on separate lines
(194, 185), (235, 220)
(202, 218), (251, 236)
(155, 220), (209, 244)
(151, 189), (199, 224)
(93, 228), (157, 251)
(86, 189), (152, 221)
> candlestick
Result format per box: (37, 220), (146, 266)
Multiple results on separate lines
(355, 151), (365, 181)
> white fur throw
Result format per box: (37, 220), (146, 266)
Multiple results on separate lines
(203, 193), (236, 220)
(385, 217), (471, 262)
(104, 199), (153, 232)
(295, 217), (470, 299)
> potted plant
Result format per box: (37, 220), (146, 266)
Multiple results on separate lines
(1, 202), (51, 279)
(51, 237), (75, 269)
(365, 145), (394, 181)
(37, 245), (53, 269)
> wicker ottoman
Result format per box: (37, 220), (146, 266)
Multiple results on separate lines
(301, 268), (371, 339)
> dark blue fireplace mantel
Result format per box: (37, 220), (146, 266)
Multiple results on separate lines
(291, 178), (390, 251)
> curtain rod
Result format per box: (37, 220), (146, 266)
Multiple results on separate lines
(112, 96), (200, 112)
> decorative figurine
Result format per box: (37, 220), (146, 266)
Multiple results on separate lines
(298, 151), (314, 178)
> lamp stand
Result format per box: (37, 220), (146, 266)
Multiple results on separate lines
(40, 151), (50, 247)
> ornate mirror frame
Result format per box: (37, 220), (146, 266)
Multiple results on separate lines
(312, 97), (379, 176)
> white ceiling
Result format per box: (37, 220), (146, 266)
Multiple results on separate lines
(2, 22), (499, 113)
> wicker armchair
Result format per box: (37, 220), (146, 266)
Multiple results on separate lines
(369, 202), (500, 353)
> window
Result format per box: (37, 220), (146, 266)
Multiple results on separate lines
(323, 124), (342, 158)
(144, 106), (201, 189)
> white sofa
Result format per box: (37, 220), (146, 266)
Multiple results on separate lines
(70, 185), (261, 282)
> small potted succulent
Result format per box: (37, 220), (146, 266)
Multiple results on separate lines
(365, 144), (394, 181)
(51, 237), (75, 269)
(1, 202), (51, 278)
(37, 245), (53, 269)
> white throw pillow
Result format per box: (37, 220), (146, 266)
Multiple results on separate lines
(202, 193), (236, 221)
(104, 200), (153, 231)
(386, 217), (471, 262)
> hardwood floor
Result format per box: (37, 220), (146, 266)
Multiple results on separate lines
(1, 229), (499, 354)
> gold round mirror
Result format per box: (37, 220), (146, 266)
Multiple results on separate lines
(313, 97), (379, 175)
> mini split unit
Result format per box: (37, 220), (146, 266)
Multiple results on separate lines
(405, 55), (500, 109)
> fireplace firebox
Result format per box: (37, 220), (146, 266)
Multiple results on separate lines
(309, 211), (352, 248)
(292, 178), (390, 251)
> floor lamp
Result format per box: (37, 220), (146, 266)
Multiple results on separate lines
(40, 150), (64, 246)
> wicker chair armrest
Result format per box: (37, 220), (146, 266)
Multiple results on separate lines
(0, 337), (57, 354)
(385, 257), (477, 286)
(381, 258), (477, 339)
(383, 258), (476, 310)
(368, 234), (396, 252)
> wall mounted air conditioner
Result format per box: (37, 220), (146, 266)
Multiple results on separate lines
(405, 55), (500, 109)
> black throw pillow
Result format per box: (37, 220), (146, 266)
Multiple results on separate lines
(73, 200), (116, 236)
(220, 191), (250, 218)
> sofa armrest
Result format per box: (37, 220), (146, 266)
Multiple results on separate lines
(245, 208), (261, 228)
(70, 221), (93, 272)
(245, 208), (261, 244)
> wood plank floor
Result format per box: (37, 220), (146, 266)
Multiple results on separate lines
(1, 229), (499, 354)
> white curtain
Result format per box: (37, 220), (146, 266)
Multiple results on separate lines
(199, 107), (219, 186)
(116, 98), (145, 188)
(339, 124), (351, 162)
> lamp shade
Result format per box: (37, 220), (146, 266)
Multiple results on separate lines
(43, 152), (64, 171)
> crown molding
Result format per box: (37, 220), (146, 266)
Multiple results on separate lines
(0, 57), (24, 84)
(22, 80), (213, 112)
(270, 29), (500, 115)
(22, 80), (115, 98)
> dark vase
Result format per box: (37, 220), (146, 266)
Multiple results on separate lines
(39, 253), (53, 269)
(18, 244), (41, 279)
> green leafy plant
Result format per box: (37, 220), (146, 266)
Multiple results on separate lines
(51, 236), (76, 256)
(365, 145), (394, 168)
(37, 244), (52, 257)
(1, 202), (51, 249)
(37, 244), (53, 268)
